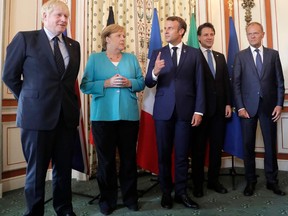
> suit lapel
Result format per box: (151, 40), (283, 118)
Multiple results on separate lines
(62, 36), (72, 78)
(199, 49), (214, 79)
(244, 47), (259, 77)
(177, 44), (187, 73)
(212, 51), (221, 79)
(213, 51), (218, 78)
(261, 47), (269, 78)
(162, 45), (173, 67)
(39, 29), (59, 74)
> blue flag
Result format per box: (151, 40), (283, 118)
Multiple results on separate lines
(147, 8), (162, 59)
(223, 17), (243, 159)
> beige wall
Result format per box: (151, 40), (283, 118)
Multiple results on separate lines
(1, 0), (288, 196)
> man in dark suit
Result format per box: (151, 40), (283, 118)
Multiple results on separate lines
(192, 22), (232, 198)
(2, 1), (80, 215)
(233, 22), (285, 197)
(145, 16), (205, 210)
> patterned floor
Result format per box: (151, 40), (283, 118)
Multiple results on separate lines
(1, 168), (288, 216)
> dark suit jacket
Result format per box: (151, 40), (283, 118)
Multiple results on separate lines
(200, 50), (231, 117)
(2, 29), (81, 130)
(145, 44), (205, 121)
(233, 47), (284, 117)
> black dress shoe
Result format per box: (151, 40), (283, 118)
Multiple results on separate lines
(267, 183), (286, 196)
(175, 194), (199, 209)
(100, 207), (116, 215)
(243, 182), (256, 196)
(126, 202), (139, 211)
(207, 182), (228, 194)
(161, 193), (173, 209)
(100, 204), (116, 215)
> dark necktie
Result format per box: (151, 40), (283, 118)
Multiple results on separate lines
(255, 48), (262, 77)
(207, 49), (215, 78)
(53, 36), (65, 74)
(172, 47), (178, 67)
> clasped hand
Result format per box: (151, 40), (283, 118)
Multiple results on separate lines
(106, 74), (131, 88)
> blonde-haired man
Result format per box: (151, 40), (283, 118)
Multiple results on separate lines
(2, 0), (81, 215)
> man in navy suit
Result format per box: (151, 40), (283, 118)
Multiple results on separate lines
(192, 22), (232, 198)
(2, 0), (80, 215)
(145, 16), (205, 209)
(233, 22), (285, 197)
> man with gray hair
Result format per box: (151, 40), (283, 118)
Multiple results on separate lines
(2, 0), (80, 215)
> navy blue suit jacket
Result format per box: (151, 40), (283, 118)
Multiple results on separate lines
(233, 47), (284, 117)
(2, 29), (81, 130)
(145, 44), (205, 121)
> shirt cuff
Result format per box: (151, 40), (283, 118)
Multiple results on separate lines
(152, 70), (158, 81)
(238, 108), (245, 112)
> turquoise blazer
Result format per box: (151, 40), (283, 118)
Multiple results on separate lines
(80, 52), (145, 121)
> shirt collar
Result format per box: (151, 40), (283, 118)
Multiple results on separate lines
(44, 27), (64, 43)
(169, 42), (183, 51)
(199, 44), (213, 54)
(250, 45), (263, 53)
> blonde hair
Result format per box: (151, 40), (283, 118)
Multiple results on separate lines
(41, 0), (70, 19)
(101, 24), (125, 50)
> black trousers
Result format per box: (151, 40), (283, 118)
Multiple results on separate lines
(92, 120), (139, 209)
(192, 114), (226, 187)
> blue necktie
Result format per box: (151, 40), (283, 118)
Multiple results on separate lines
(172, 47), (178, 67)
(255, 48), (262, 77)
(53, 37), (65, 74)
(207, 49), (215, 78)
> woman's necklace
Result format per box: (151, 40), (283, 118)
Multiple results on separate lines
(106, 52), (122, 61)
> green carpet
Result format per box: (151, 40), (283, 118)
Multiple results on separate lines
(1, 168), (288, 216)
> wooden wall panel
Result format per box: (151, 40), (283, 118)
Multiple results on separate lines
(208, 0), (226, 54)
(277, 114), (288, 154)
(1, 0), (42, 194)
(2, 0), (41, 99)
(2, 122), (25, 171)
(270, 0), (288, 92)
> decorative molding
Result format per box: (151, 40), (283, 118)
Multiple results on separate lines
(278, 114), (288, 154)
(191, 0), (196, 14)
(241, 0), (255, 25)
(0, 0), (5, 199)
(227, 0), (233, 17)
(2, 175), (25, 193)
(2, 123), (25, 172)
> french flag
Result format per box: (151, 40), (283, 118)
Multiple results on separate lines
(136, 8), (162, 174)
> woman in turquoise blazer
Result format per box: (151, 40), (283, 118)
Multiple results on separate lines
(80, 24), (144, 215)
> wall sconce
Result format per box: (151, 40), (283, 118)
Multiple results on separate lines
(241, 0), (255, 25)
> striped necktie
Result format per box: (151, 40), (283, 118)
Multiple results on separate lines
(53, 37), (65, 74)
